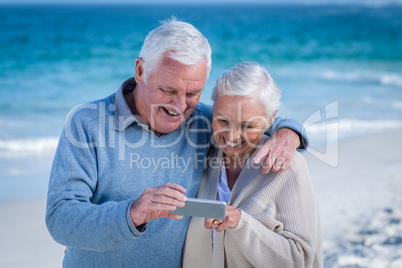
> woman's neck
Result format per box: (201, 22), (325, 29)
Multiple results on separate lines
(223, 152), (252, 190)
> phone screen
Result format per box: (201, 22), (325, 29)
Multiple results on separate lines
(170, 198), (226, 219)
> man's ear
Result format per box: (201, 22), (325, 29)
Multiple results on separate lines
(134, 58), (144, 84)
(268, 110), (278, 126)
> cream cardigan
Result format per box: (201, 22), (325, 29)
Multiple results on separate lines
(183, 135), (323, 268)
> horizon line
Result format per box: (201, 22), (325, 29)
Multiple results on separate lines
(1, 1), (401, 6)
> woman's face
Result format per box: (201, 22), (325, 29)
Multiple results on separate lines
(212, 95), (271, 160)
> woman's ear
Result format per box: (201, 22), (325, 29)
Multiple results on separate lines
(268, 110), (278, 126)
(134, 58), (144, 84)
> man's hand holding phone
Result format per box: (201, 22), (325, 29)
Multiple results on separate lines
(130, 183), (187, 227)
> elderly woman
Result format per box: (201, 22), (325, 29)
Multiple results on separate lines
(183, 62), (322, 268)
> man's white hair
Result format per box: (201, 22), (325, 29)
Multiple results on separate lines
(139, 18), (212, 83)
(212, 62), (281, 119)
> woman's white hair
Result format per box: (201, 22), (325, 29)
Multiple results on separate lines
(211, 62), (281, 119)
(139, 18), (212, 83)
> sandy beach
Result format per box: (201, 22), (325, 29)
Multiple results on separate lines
(0, 130), (401, 267)
(305, 131), (402, 267)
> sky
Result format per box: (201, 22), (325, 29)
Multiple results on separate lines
(1, 0), (401, 5)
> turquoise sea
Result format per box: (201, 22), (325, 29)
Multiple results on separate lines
(1, 4), (402, 156)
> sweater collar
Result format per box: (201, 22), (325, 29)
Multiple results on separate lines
(113, 77), (149, 132)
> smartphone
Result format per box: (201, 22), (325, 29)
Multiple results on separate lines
(170, 197), (227, 219)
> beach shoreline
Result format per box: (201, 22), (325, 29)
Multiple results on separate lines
(0, 130), (401, 267)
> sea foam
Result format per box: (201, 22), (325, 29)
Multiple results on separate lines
(0, 137), (59, 158)
(305, 119), (402, 140)
(320, 70), (402, 87)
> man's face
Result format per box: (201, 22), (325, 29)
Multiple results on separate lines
(134, 56), (207, 135)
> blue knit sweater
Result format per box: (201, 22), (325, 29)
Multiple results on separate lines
(46, 79), (308, 267)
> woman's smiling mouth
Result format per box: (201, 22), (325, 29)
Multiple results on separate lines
(224, 138), (243, 147)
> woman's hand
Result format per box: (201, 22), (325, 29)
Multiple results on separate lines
(204, 205), (241, 232)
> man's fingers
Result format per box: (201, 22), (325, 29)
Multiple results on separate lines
(130, 184), (188, 226)
(151, 194), (186, 208)
(135, 198), (177, 213)
(279, 160), (289, 172)
(133, 183), (187, 215)
(275, 157), (285, 167)
(166, 213), (184, 220)
(270, 157), (285, 172)
(252, 143), (270, 164)
(259, 151), (277, 174)
(154, 184), (187, 202)
(163, 183), (187, 193)
(259, 157), (272, 174)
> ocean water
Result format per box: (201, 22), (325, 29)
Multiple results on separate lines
(1, 4), (402, 157)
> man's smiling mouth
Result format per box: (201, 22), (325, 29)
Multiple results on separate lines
(162, 107), (180, 116)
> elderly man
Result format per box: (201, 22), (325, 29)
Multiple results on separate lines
(46, 19), (308, 267)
